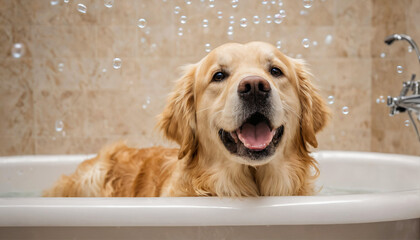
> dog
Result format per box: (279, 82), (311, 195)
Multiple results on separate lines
(44, 41), (329, 197)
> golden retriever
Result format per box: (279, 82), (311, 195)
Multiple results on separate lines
(44, 41), (329, 197)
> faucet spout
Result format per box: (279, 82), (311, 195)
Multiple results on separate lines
(384, 34), (420, 63)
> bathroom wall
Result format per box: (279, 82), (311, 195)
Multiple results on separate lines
(0, 0), (419, 156)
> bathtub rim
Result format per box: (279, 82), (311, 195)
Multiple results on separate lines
(0, 150), (419, 227)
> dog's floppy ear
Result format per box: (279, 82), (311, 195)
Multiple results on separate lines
(293, 59), (330, 149)
(157, 64), (198, 160)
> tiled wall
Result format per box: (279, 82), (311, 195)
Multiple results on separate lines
(0, 0), (419, 156)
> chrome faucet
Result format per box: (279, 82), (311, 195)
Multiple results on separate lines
(385, 34), (420, 141)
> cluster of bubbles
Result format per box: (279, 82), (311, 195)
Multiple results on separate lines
(376, 95), (385, 104)
(12, 43), (25, 58)
(142, 96), (151, 109)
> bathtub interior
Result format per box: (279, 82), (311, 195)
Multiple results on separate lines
(1, 151), (419, 197)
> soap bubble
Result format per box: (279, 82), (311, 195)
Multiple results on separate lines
(77, 3), (87, 14)
(142, 104), (148, 109)
(64, 0), (70, 3)
(376, 95), (385, 104)
(302, 38), (310, 48)
(262, 0), (268, 4)
(104, 0), (113, 8)
(202, 19), (209, 28)
(240, 18), (247, 27)
(405, 120), (410, 127)
(180, 15), (187, 24)
(174, 6), (181, 14)
(278, 0), (283, 6)
(50, 0), (59, 6)
(55, 120), (64, 132)
(113, 58), (122, 69)
(102, 68), (107, 73)
(342, 106), (349, 115)
(231, 0), (239, 8)
(296, 53), (302, 59)
(303, 0), (313, 8)
(312, 41), (318, 46)
(217, 11), (223, 19)
(300, 10), (308, 15)
(397, 65), (403, 74)
(276, 40), (281, 49)
(11, 43), (25, 58)
(178, 27), (183, 36)
(253, 16), (260, 24)
(265, 15), (272, 23)
(185, 0), (192, 4)
(146, 96), (151, 104)
(229, 16), (235, 24)
(327, 95), (334, 104)
(58, 63), (64, 72)
(209, 0), (215, 8)
(380, 52), (386, 58)
(274, 13), (283, 24)
(271, 0), (276, 4)
(324, 34), (333, 45)
(205, 43), (211, 53)
(408, 46), (413, 53)
(227, 26), (234, 36)
(279, 9), (286, 18)
(137, 18), (147, 28)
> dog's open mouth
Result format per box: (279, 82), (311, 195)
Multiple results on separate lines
(218, 112), (284, 160)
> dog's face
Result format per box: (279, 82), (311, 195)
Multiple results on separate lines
(159, 42), (328, 166)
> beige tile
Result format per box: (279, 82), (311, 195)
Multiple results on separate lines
(96, 26), (137, 58)
(0, 89), (33, 137)
(371, 23), (407, 59)
(0, 26), (12, 58)
(0, 59), (33, 92)
(34, 90), (85, 138)
(336, 0), (372, 26)
(29, 25), (96, 58)
(96, 0), (138, 26)
(0, 0), (13, 26)
(281, 0), (335, 26)
(371, 0), (407, 26)
(335, 26), (371, 58)
(0, 136), (35, 156)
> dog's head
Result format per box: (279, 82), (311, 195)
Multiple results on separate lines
(158, 42), (329, 166)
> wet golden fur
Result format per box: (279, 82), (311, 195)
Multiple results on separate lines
(44, 42), (329, 197)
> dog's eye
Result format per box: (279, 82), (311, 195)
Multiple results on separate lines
(212, 72), (227, 82)
(270, 67), (283, 77)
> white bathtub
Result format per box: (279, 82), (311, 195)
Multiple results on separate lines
(0, 151), (419, 240)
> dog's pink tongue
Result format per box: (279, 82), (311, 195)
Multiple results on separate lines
(237, 122), (275, 151)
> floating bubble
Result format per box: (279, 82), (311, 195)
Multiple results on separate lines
(227, 26), (234, 36)
(209, 0), (215, 8)
(405, 120), (410, 127)
(11, 43), (25, 58)
(217, 11), (223, 19)
(178, 27), (183, 36)
(265, 15), (272, 24)
(137, 18), (147, 28)
(231, 0), (239, 8)
(408, 46), (413, 53)
(50, 0), (59, 6)
(279, 9), (286, 18)
(376, 95), (385, 104)
(397, 65), (403, 74)
(327, 95), (334, 104)
(185, 0), (192, 4)
(64, 0), (70, 3)
(325, 34), (333, 45)
(300, 10), (308, 15)
(180, 15), (187, 24)
(113, 58), (122, 69)
(262, 0), (268, 4)
(296, 53), (302, 59)
(146, 96), (151, 105)
(380, 52), (386, 58)
(174, 6), (181, 14)
(278, 0), (283, 6)
(229, 16), (235, 24)
(303, 0), (313, 8)
(77, 3), (87, 14)
(265, 31), (271, 38)
(342, 106), (349, 115)
(55, 120), (64, 132)
(253, 15), (260, 24)
(312, 41), (318, 46)
(58, 63), (64, 72)
(102, 68), (107, 73)
(205, 43), (211, 53)
(240, 18), (247, 27)
(271, 0), (276, 4)
(302, 38), (310, 48)
(276, 40), (282, 49)
(142, 104), (148, 109)
(104, 0), (113, 8)
(274, 13), (283, 24)
(202, 19), (209, 28)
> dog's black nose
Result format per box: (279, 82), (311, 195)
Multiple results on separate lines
(238, 76), (271, 100)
